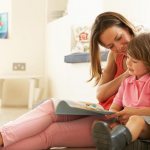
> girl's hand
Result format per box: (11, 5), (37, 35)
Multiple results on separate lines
(116, 107), (138, 124)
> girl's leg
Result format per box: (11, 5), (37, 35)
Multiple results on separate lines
(0, 99), (83, 147)
(1, 116), (99, 150)
(126, 115), (150, 141)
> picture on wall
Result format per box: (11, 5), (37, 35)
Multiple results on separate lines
(0, 13), (8, 39)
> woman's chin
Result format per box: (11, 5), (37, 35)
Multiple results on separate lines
(121, 51), (126, 54)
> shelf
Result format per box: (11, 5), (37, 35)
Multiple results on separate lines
(64, 51), (108, 63)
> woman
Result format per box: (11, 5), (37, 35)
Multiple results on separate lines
(89, 11), (137, 110)
(0, 12), (138, 150)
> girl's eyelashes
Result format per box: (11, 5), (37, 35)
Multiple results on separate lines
(132, 59), (138, 63)
(126, 54), (138, 63)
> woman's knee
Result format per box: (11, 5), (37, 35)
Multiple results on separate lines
(36, 99), (54, 112)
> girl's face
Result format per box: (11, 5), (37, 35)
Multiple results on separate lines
(126, 54), (149, 79)
(99, 26), (133, 54)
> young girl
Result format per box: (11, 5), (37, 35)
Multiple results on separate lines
(92, 32), (150, 150)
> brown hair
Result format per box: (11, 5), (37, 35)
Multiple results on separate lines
(128, 32), (150, 69)
(89, 11), (136, 85)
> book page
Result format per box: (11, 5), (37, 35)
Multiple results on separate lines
(66, 100), (104, 111)
(53, 98), (114, 116)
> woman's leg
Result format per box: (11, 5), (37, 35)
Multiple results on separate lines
(46, 116), (98, 147)
(0, 99), (83, 147)
(1, 116), (99, 150)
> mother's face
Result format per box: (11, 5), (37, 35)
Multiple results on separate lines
(99, 26), (133, 54)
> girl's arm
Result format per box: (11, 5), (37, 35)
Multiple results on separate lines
(96, 51), (129, 102)
(109, 103), (122, 112)
(117, 107), (150, 116)
(116, 107), (150, 124)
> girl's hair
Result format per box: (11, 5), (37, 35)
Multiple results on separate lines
(89, 11), (136, 85)
(128, 32), (150, 69)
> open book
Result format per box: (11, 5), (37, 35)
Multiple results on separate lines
(53, 99), (114, 116)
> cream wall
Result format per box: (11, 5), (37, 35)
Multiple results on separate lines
(1, 0), (150, 106)
(46, 0), (104, 102)
(0, 0), (47, 106)
(0, 0), (46, 76)
(102, 0), (150, 27)
(46, 16), (97, 102)
(46, 0), (150, 103)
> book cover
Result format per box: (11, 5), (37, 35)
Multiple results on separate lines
(53, 99), (114, 116)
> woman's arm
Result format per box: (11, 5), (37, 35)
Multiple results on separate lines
(96, 51), (129, 102)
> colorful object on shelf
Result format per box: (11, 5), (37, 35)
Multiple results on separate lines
(72, 25), (91, 53)
(0, 13), (8, 39)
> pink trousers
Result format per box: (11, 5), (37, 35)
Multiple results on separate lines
(0, 99), (101, 150)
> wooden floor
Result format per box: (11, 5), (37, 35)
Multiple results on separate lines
(50, 148), (95, 150)
(50, 140), (150, 150)
(125, 140), (150, 150)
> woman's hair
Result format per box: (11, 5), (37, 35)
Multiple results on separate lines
(89, 11), (136, 85)
(128, 32), (150, 69)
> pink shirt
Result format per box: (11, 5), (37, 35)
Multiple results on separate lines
(113, 74), (150, 108)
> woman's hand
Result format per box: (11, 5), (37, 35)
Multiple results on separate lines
(122, 69), (130, 79)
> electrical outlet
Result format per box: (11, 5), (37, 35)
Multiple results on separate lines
(12, 63), (26, 71)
